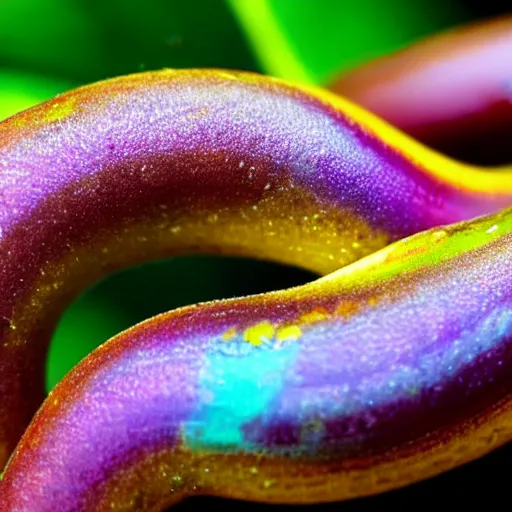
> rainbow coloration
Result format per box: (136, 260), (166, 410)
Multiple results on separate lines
(0, 69), (512, 510)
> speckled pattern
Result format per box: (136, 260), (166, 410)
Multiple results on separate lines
(0, 70), (512, 510)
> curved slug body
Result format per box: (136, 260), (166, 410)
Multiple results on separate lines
(2, 209), (512, 510)
(0, 69), (511, 510)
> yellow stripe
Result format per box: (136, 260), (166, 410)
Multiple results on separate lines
(293, 81), (512, 194)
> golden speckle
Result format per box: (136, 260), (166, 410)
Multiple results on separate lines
(44, 98), (76, 123)
(243, 321), (275, 346)
(335, 301), (360, 320)
(367, 296), (378, 306)
(276, 325), (302, 342)
(299, 308), (330, 325)
(222, 327), (237, 341)
(431, 228), (448, 241)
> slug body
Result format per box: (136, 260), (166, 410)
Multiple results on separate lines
(2, 209), (512, 510)
(0, 69), (511, 509)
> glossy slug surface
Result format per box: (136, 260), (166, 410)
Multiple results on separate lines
(1, 68), (512, 507)
(2, 207), (512, 510)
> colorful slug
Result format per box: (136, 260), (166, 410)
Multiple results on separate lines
(2, 207), (512, 510)
(0, 68), (512, 510)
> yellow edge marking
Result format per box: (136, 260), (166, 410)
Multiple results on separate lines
(292, 81), (512, 194)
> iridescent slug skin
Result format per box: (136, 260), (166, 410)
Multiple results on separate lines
(2, 208), (512, 510)
(0, 68), (512, 506)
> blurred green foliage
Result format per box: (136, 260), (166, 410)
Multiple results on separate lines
(0, 71), (69, 119)
(0, 0), (465, 391)
(229, 0), (462, 84)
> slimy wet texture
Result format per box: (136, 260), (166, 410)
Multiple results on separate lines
(0, 70), (511, 510)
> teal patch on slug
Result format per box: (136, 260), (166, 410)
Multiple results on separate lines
(183, 335), (299, 451)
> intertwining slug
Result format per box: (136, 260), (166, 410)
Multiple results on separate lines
(0, 69), (511, 510)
